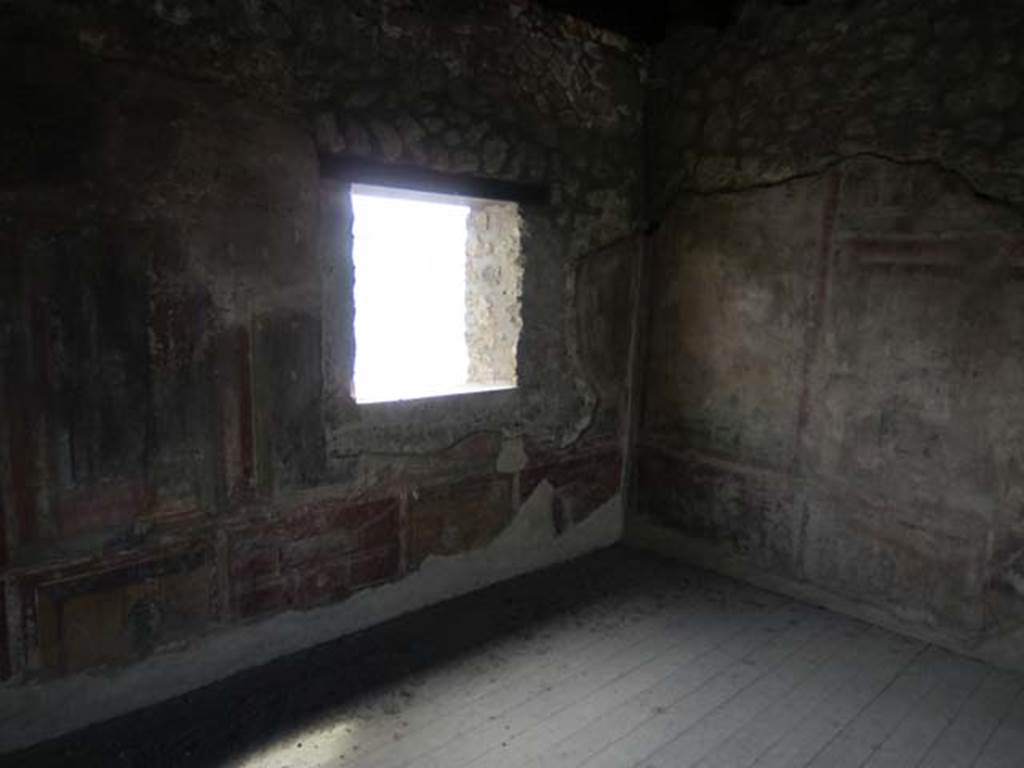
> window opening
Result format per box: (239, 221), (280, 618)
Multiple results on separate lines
(350, 185), (521, 404)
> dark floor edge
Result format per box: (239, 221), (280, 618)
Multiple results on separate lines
(624, 517), (1024, 674)
(3, 544), (655, 766)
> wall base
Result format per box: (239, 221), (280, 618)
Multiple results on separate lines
(625, 516), (1024, 675)
(0, 485), (622, 754)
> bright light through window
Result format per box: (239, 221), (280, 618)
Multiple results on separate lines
(349, 184), (522, 404)
(351, 188), (471, 403)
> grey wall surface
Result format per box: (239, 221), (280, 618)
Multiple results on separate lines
(0, 0), (644, 747)
(638, 0), (1024, 669)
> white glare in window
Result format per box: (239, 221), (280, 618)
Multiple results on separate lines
(351, 190), (472, 403)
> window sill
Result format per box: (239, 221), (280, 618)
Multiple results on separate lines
(354, 383), (517, 406)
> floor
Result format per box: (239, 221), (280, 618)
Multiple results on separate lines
(9, 547), (1024, 768)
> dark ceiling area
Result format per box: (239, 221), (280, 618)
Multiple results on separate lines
(535, 0), (738, 41)
(535, 0), (815, 42)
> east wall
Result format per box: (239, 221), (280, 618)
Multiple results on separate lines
(638, 0), (1024, 669)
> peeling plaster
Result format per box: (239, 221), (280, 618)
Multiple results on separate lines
(0, 484), (622, 752)
(496, 436), (527, 473)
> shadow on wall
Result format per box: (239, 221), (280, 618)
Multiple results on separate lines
(0, 465), (623, 752)
(636, 153), (1024, 670)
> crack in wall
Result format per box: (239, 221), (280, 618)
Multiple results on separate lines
(656, 151), (1024, 227)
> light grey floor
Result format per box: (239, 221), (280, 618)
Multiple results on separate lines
(231, 562), (1024, 768)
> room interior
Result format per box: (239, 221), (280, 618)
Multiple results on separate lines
(3, 0), (1024, 765)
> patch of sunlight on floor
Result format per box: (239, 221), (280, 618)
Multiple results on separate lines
(230, 717), (363, 768)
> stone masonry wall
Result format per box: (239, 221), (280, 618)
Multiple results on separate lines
(0, 0), (644, 747)
(649, 0), (1024, 210)
(639, 0), (1024, 669)
(465, 202), (522, 386)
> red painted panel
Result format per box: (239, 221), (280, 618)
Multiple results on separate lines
(348, 544), (400, 590)
(521, 446), (622, 505)
(54, 482), (146, 537)
(230, 495), (402, 618)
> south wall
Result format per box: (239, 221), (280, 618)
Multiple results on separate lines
(637, 0), (1024, 669)
(0, 0), (645, 749)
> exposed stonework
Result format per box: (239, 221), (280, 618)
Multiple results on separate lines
(465, 202), (522, 386)
(649, 0), (1024, 211)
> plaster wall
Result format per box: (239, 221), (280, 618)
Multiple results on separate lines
(638, 0), (1024, 669)
(0, 0), (644, 748)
